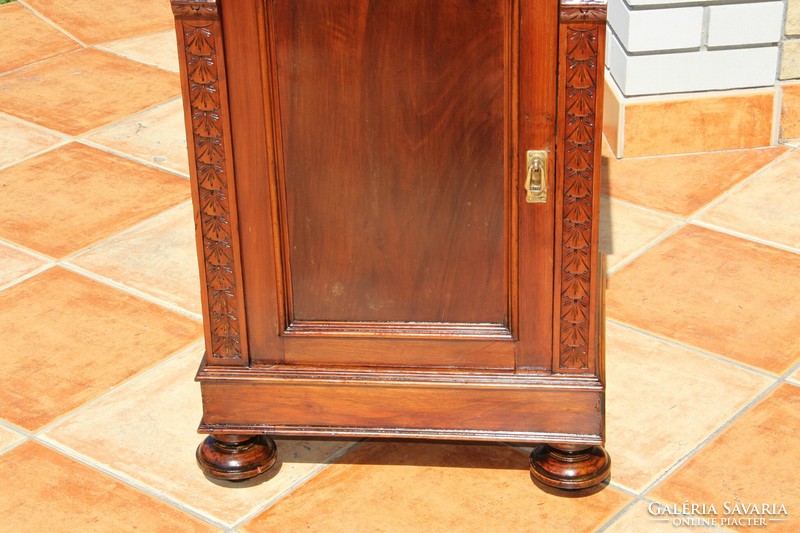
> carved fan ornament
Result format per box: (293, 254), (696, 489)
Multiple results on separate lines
(176, 2), (243, 360)
(558, 14), (603, 370)
(171, 0), (217, 17)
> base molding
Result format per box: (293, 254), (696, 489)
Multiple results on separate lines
(197, 365), (605, 444)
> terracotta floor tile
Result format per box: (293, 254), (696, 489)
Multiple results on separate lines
(0, 3), (80, 73)
(0, 425), (25, 453)
(0, 143), (190, 258)
(84, 98), (189, 175)
(43, 345), (356, 526)
(24, 0), (173, 46)
(697, 150), (800, 250)
(604, 501), (677, 532)
(0, 242), (49, 287)
(0, 442), (216, 532)
(0, 114), (63, 168)
(0, 48), (179, 135)
(241, 441), (631, 532)
(607, 225), (800, 374)
(96, 30), (180, 72)
(604, 324), (773, 493)
(649, 385), (800, 532)
(781, 84), (800, 140)
(601, 146), (787, 217)
(623, 92), (775, 157)
(0, 267), (201, 430)
(788, 369), (800, 385)
(70, 202), (201, 314)
(600, 197), (679, 271)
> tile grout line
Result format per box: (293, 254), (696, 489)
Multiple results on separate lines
(0, 236), (58, 262)
(77, 94), (186, 139)
(61, 198), (194, 260)
(688, 220), (800, 256)
(32, 436), (230, 531)
(598, 381), (793, 531)
(0, 200), (202, 321)
(91, 42), (180, 74)
(601, 194), (687, 222)
(1, 95), (187, 179)
(606, 222), (688, 277)
(228, 440), (366, 530)
(25, 339), (237, 529)
(0, 111), (72, 137)
(0, 340), (229, 528)
(606, 319), (783, 380)
(595, 494), (730, 532)
(0, 263), (56, 293)
(635, 380), (783, 502)
(606, 143), (791, 161)
(683, 145), (797, 223)
(603, 143), (798, 275)
(16, 1), (89, 48)
(0, 138), (71, 173)
(78, 137), (190, 180)
(32, 339), (205, 438)
(59, 262), (203, 322)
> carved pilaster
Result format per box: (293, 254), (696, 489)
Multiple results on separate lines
(556, 1), (606, 371)
(173, 0), (247, 363)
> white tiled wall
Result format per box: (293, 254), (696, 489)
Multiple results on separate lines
(707, 2), (784, 46)
(607, 0), (786, 96)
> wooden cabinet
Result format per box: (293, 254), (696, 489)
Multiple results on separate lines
(171, 0), (610, 490)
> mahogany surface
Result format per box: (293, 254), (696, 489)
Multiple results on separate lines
(172, 0), (610, 490)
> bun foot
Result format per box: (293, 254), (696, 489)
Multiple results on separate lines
(196, 434), (278, 481)
(530, 444), (610, 490)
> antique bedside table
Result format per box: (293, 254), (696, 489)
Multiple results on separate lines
(171, 0), (609, 490)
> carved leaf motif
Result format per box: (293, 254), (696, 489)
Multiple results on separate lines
(566, 91), (595, 119)
(193, 111), (221, 137)
(184, 24), (214, 55)
(567, 29), (597, 59)
(195, 136), (224, 164)
(562, 300), (589, 322)
(188, 56), (217, 84)
(563, 173), (592, 198)
(197, 163), (225, 189)
(206, 239), (234, 266)
(561, 323), (589, 346)
(207, 269), (234, 292)
(178, 13), (242, 359)
(567, 62), (596, 90)
(562, 277), (589, 299)
(563, 250), (590, 275)
(200, 189), (228, 217)
(190, 84), (220, 111)
(212, 336), (241, 359)
(202, 214), (230, 242)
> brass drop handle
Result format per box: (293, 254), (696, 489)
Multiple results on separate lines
(525, 150), (548, 203)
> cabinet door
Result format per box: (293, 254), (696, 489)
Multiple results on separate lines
(237, 0), (557, 369)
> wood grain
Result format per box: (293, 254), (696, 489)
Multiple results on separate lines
(273, 0), (508, 324)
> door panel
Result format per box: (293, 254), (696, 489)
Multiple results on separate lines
(246, 0), (556, 368)
(274, 0), (508, 325)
